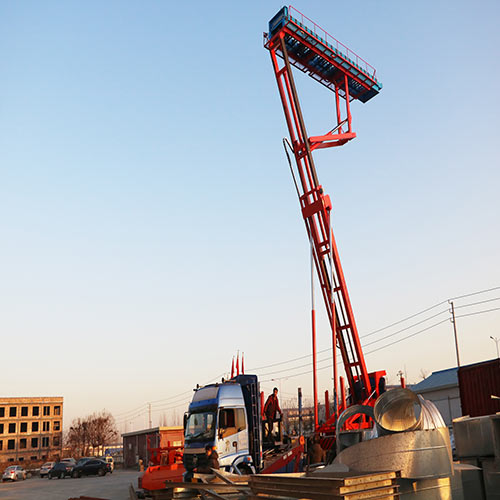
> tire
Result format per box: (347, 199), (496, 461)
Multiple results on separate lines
(72, 471), (78, 479)
(60, 472), (65, 479)
(237, 464), (253, 475)
(97, 468), (105, 477)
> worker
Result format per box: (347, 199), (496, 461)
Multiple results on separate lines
(307, 435), (326, 467)
(196, 445), (220, 474)
(263, 387), (282, 441)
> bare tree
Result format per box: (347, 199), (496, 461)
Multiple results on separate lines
(67, 410), (118, 458)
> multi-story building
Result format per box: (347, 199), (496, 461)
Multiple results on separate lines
(0, 397), (63, 462)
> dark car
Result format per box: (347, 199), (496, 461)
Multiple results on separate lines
(72, 459), (107, 478)
(48, 462), (73, 479)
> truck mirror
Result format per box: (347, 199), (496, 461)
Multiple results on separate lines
(183, 413), (188, 431)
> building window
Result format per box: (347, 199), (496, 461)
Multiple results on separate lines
(21, 407), (28, 417)
(32, 422), (39, 432)
(32, 406), (39, 417)
(8, 458), (14, 462)
(41, 437), (49, 447)
(8, 423), (16, 433)
(20, 423), (28, 433)
(43, 406), (50, 416)
(53, 436), (60, 446)
(0, 423), (4, 434)
(9, 407), (17, 417)
(54, 406), (61, 416)
(0, 407), (4, 418)
(19, 438), (27, 449)
(18, 457), (24, 461)
(0, 440), (2, 450)
(53, 421), (60, 431)
(30, 456), (37, 460)
(42, 422), (50, 432)
(7, 439), (15, 450)
(31, 438), (38, 448)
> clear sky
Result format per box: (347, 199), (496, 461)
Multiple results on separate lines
(1, 0), (499, 432)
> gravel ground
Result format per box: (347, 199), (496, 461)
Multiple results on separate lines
(0, 469), (141, 500)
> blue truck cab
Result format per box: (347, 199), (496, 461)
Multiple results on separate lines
(183, 375), (262, 479)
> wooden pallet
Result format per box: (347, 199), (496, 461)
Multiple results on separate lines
(249, 471), (399, 500)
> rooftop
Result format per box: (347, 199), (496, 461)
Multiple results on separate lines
(412, 367), (458, 393)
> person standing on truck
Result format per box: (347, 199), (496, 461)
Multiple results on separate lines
(264, 387), (282, 441)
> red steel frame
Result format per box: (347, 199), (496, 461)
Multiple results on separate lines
(266, 24), (385, 437)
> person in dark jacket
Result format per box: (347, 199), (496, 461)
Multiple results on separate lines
(196, 445), (220, 474)
(307, 435), (326, 466)
(263, 387), (282, 441)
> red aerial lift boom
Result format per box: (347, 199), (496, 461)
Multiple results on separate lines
(264, 6), (386, 444)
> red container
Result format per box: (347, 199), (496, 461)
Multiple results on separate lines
(458, 358), (500, 417)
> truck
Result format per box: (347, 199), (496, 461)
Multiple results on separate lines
(182, 374), (304, 479)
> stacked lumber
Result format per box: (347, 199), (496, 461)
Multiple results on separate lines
(249, 471), (399, 500)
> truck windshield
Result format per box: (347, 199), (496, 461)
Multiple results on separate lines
(185, 411), (216, 442)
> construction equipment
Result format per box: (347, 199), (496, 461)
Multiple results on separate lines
(182, 373), (305, 479)
(264, 6), (386, 445)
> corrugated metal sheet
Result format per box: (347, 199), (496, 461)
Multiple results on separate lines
(458, 359), (500, 417)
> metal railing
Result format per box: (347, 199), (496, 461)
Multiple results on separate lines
(288, 5), (377, 79)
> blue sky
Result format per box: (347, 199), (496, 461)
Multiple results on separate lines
(1, 0), (499, 430)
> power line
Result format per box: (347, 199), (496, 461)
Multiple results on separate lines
(364, 318), (450, 355)
(450, 285), (500, 301)
(361, 300), (447, 339)
(112, 286), (500, 422)
(362, 309), (449, 348)
(261, 301), (500, 381)
(454, 296), (500, 309)
(456, 306), (500, 319)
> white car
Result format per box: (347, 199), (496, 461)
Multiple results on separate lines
(39, 462), (55, 478)
(2, 465), (26, 482)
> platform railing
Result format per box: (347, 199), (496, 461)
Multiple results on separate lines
(288, 5), (377, 79)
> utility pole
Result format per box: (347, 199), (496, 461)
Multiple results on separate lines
(298, 387), (303, 436)
(490, 336), (500, 359)
(449, 301), (461, 367)
(310, 238), (318, 430)
(148, 403), (152, 429)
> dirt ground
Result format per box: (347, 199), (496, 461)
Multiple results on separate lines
(0, 469), (141, 500)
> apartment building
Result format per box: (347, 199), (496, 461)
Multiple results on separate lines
(0, 397), (63, 462)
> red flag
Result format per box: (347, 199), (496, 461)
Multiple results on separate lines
(242, 352), (245, 374)
(231, 357), (234, 379)
(236, 352), (239, 376)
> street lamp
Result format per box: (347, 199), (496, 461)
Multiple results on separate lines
(490, 336), (500, 359)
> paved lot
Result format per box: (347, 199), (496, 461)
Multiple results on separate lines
(0, 470), (141, 500)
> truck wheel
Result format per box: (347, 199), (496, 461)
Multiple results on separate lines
(237, 464), (253, 475)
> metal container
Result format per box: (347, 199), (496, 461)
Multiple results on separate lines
(453, 415), (496, 458)
(398, 477), (452, 499)
(373, 388), (422, 435)
(334, 428), (453, 479)
(481, 457), (500, 500)
(451, 463), (485, 500)
(458, 358), (500, 417)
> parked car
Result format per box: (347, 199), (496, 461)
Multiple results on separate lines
(2, 465), (26, 482)
(61, 458), (77, 467)
(99, 456), (114, 472)
(72, 459), (108, 478)
(48, 462), (73, 479)
(39, 462), (55, 478)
